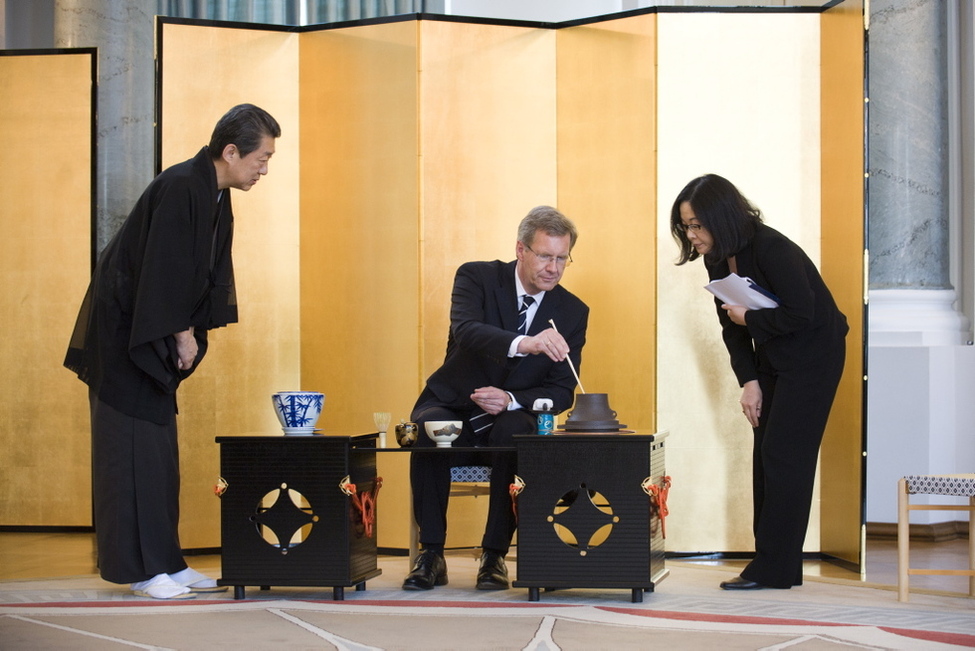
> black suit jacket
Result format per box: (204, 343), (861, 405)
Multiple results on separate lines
(705, 224), (848, 385)
(417, 260), (589, 415)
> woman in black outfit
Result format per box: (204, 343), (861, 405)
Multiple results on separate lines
(671, 174), (848, 590)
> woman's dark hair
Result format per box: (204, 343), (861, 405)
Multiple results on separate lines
(670, 173), (763, 265)
(208, 104), (281, 158)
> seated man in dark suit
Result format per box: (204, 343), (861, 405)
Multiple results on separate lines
(404, 205), (589, 591)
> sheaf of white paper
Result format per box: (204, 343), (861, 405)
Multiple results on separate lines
(705, 273), (779, 310)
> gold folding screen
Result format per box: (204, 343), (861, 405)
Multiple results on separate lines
(0, 11), (861, 562)
(0, 51), (94, 526)
(299, 21), (420, 430)
(417, 21), (559, 378)
(653, 3), (863, 565)
(655, 12), (828, 553)
(152, 9), (863, 557)
(298, 21), (423, 549)
(299, 20), (560, 549)
(159, 24), (301, 547)
(819, 0), (866, 570)
(556, 14), (657, 430)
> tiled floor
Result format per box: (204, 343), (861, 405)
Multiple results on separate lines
(0, 531), (971, 597)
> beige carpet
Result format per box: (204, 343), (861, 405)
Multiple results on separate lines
(2, 555), (974, 650)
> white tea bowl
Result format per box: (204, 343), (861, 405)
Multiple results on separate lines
(424, 420), (463, 447)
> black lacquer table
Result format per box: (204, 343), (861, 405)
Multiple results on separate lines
(214, 433), (381, 600)
(511, 431), (669, 602)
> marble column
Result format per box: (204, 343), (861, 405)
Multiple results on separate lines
(868, 0), (967, 345)
(54, 0), (155, 255)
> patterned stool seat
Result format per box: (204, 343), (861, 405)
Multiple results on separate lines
(451, 465), (492, 483)
(903, 474), (975, 497)
(897, 473), (975, 602)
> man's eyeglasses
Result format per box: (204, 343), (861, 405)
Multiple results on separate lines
(678, 222), (705, 233)
(525, 244), (573, 267)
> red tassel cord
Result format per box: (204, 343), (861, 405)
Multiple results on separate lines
(339, 476), (384, 538)
(641, 476), (672, 539)
(509, 475), (526, 524)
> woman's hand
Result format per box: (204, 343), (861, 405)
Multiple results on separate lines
(740, 380), (762, 428)
(722, 303), (749, 326)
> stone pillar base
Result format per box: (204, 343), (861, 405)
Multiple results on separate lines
(869, 289), (970, 346)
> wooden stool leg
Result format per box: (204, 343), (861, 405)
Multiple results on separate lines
(897, 477), (910, 602)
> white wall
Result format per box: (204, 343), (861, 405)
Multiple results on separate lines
(867, 345), (975, 523)
(442, 0), (833, 22)
(444, 0), (623, 22)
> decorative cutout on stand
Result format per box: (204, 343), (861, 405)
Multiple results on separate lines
(249, 482), (318, 555)
(546, 483), (619, 556)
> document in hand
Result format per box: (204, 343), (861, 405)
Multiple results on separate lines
(705, 273), (779, 309)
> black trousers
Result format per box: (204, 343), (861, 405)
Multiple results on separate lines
(90, 391), (187, 583)
(740, 340), (846, 589)
(409, 403), (535, 555)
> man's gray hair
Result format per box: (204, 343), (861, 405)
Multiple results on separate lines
(517, 205), (578, 249)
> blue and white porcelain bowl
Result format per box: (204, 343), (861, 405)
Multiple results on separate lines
(272, 391), (325, 435)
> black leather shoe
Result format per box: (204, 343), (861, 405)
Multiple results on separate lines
(476, 550), (509, 590)
(719, 576), (766, 590)
(402, 550), (448, 590)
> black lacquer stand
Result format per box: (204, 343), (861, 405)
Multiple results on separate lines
(215, 433), (381, 600)
(511, 432), (669, 603)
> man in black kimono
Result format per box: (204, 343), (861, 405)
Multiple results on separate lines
(65, 104), (281, 599)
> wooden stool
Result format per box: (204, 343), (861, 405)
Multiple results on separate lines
(408, 465), (492, 560)
(897, 473), (975, 602)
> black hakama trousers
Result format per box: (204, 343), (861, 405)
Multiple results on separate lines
(90, 391), (187, 584)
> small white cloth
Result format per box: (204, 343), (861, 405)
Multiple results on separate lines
(131, 573), (195, 600)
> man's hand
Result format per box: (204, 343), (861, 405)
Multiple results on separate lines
(516, 327), (570, 362)
(471, 386), (511, 416)
(174, 327), (197, 370)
